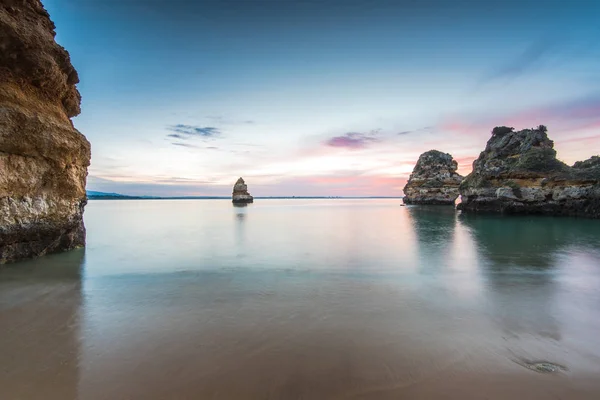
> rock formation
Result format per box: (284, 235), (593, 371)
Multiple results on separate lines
(458, 126), (600, 218)
(403, 150), (464, 205)
(232, 177), (253, 203)
(1, 0), (91, 264)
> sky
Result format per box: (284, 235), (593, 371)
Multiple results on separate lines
(44, 0), (600, 197)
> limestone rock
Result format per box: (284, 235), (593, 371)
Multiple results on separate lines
(1, 0), (91, 264)
(232, 177), (253, 203)
(458, 126), (599, 218)
(403, 150), (464, 205)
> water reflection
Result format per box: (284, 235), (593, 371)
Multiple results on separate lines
(459, 215), (586, 341)
(406, 206), (457, 274)
(458, 214), (597, 269)
(234, 202), (247, 250)
(2, 201), (600, 399)
(0, 249), (84, 400)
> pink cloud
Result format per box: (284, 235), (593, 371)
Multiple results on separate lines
(440, 94), (600, 139)
(558, 133), (600, 145)
(325, 132), (379, 150)
(454, 156), (477, 176)
(252, 175), (407, 197)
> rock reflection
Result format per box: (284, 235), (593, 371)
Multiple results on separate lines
(458, 214), (592, 269)
(234, 201), (247, 250)
(0, 249), (84, 400)
(406, 206), (457, 273)
(458, 215), (599, 341)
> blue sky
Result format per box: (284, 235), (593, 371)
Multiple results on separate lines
(45, 0), (600, 196)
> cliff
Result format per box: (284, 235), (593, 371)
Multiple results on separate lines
(403, 150), (464, 205)
(232, 177), (253, 203)
(458, 126), (599, 218)
(0, 0), (91, 263)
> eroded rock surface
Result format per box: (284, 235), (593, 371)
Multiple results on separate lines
(232, 177), (253, 203)
(1, 0), (91, 263)
(458, 126), (599, 218)
(403, 150), (464, 205)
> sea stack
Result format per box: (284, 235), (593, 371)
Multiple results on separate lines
(0, 0), (91, 264)
(232, 177), (254, 203)
(403, 150), (464, 205)
(458, 126), (600, 218)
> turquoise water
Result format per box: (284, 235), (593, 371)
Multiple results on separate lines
(1, 199), (600, 399)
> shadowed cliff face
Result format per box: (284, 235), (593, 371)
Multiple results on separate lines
(0, 0), (91, 264)
(403, 150), (463, 205)
(458, 127), (599, 218)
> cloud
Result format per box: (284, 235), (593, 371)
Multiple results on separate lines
(454, 156), (477, 176)
(397, 126), (433, 136)
(437, 92), (600, 161)
(478, 30), (599, 87)
(483, 37), (557, 84)
(167, 124), (222, 147)
(171, 142), (199, 148)
(253, 174), (407, 197)
(325, 131), (380, 150)
(499, 93), (600, 132)
(167, 124), (221, 137)
(167, 133), (187, 139)
(205, 115), (256, 125)
(86, 174), (406, 198)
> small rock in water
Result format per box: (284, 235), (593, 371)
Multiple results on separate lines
(232, 177), (254, 204)
(526, 362), (566, 374)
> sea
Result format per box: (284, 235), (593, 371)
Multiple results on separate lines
(1, 199), (600, 399)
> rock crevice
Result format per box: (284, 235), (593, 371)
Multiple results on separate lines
(1, 0), (90, 264)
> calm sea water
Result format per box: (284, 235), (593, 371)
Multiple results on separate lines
(1, 199), (600, 399)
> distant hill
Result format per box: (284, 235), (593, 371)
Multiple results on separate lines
(86, 191), (226, 200)
(86, 190), (151, 200)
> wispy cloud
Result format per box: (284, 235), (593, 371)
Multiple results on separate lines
(171, 142), (200, 148)
(325, 130), (381, 150)
(437, 92), (600, 165)
(167, 133), (188, 140)
(167, 124), (221, 137)
(397, 126), (434, 136)
(482, 37), (557, 84)
(167, 124), (222, 148)
(206, 116), (256, 125)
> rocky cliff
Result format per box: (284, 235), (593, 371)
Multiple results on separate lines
(403, 150), (464, 205)
(232, 177), (253, 203)
(458, 126), (599, 218)
(1, 0), (91, 263)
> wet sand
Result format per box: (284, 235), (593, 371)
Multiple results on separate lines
(2, 257), (600, 399)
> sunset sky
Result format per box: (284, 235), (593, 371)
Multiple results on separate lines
(45, 0), (600, 197)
